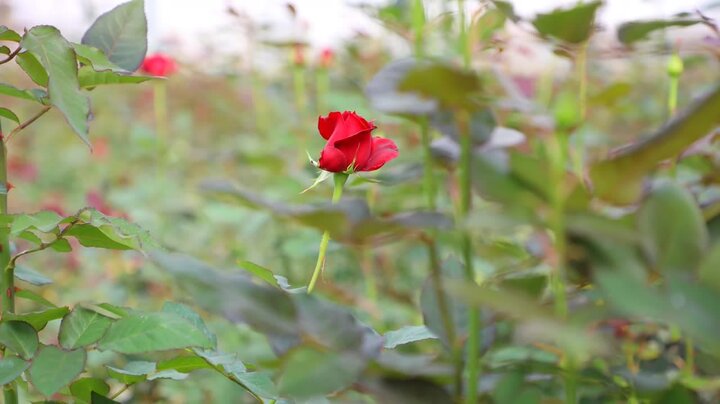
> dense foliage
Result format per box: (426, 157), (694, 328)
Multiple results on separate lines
(0, 0), (719, 402)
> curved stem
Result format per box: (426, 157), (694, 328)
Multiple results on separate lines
(307, 173), (348, 294)
(5, 106), (51, 143)
(0, 46), (21, 66)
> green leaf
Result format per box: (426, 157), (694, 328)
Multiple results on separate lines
(59, 308), (113, 349)
(618, 19), (703, 44)
(21, 26), (90, 146)
(161, 301), (216, 348)
(98, 312), (214, 354)
(15, 290), (57, 308)
(383, 325), (438, 349)
(590, 84), (720, 204)
(157, 356), (211, 373)
(278, 348), (365, 399)
(106, 361), (154, 384)
(78, 66), (154, 88)
(81, 0), (148, 72)
(91, 391), (120, 404)
(147, 369), (188, 381)
(15, 266), (53, 286)
(398, 63), (482, 110)
(638, 183), (708, 273)
(531, 1), (602, 44)
(69, 377), (110, 404)
(0, 26), (21, 42)
(72, 43), (124, 72)
(28, 345), (85, 397)
(0, 321), (39, 359)
(5, 307), (70, 331)
(0, 356), (29, 385)
(0, 83), (47, 103)
(64, 208), (153, 250)
(0, 107), (19, 124)
(232, 372), (278, 400)
(699, 243), (720, 290)
(9, 211), (63, 235)
(15, 52), (49, 87)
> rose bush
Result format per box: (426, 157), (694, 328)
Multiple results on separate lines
(316, 111), (399, 173)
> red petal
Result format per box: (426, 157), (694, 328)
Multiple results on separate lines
(318, 112), (341, 140)
(358, 137), (398, 172)
(334, 128), (374, 170)
(318, 145), (349, 173)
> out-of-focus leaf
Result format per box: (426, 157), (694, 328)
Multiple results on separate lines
(0, 357), (29, 385)
(98, 311), (214, 354)
(81, 0), (148, 71)
(230, 371), (278, 400)
(618, 19), (703, 44)
(531, 1), (602, 44)
(590, 84), (720, 204)
(637, 183), (708, 273)
(366, 58), (438, 116)
(28, 345), (85, 397)
(0, 26), (21, 42)
(63, 208), (154, 250)
(8, 211), (63, 235)
(360, 378), (454, 404)
(0, 107), (19, 124)
(485, 346), (559, 369)
(399, 63), (482, 110)
(162, 301), (217, 348)
(0, 83), (47, 103)
(78, 66), (154, 88)
(430, 108), (495, 146)
(699, 243), (720, 290)
(21, 26), (90, 146)
(147, 369), (188, 381)
(14, 266), (53, 286)
(69, 377), (110, 404)
(491, 1), (521, 22)
(421, 259), (468, 346)
(383, 325), (438, 348)
(472, 8), (506, 43)
(15, 52), (48, 87)
(106, 361), (154, 384)
(0, 321), (38, 359)
(15, 289), (57, 308)
(278, 347), (366, 399)
(59, 308), (113, 349)
(5, 307), (70, 331)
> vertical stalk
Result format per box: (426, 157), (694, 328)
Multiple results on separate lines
(457, 0), (470, 68)
(293, 64), (307, 114)
(572, 43), (588, 180)
(307, 173), (348, 293)
(153, 80), (168, 142)
(316, 67), (329, 116)
(458, 110), (480, 403)
(0, 125), (18, 404)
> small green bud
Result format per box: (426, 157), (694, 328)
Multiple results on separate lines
(667, 53), (684, 77)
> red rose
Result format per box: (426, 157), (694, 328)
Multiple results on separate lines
(319, 48), (334, 68)
(317, 111), (398, 173)
(140, 53), (178, 77)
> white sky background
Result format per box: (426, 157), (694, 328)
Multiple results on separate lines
(4, 0), (719, 58)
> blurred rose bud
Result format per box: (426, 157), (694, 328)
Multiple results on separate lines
(141, 53), (178, 77)
(319, 48), (334, 68)
(292, 43), (305, 66)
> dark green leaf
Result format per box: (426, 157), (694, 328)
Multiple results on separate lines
(0, 356), (29, 385)
(278, 348), (365, 399)
(81, 0), (148, 71)
(618, 19), (703, 44)
(78, 66), (154, 88)
(383, 325), (438, 349)
(91, 391), (120, 404)
(399, 63), (482, 110)
(637, 183), (708, 273)
(0, 107), (19, 124)
(590, 84), (720, 204)
(5, 307), (70, 331)
(531, 1), (602, 44)
(365, 58), (438, 115)
(21, 26), (90, 146)
(16, 52), (49, 87)
(232, 372), (278, 400)
(69, 378), (110, 404)
(0, 321), (38, 359)
(98, 312), (214, 353)
(59, 308), (113, 349)
(28, 345), (85, 397)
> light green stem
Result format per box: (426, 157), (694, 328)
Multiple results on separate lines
(0, 124), (18, 404)
(293, 65), (307, 114)
(458, 0), (470, 68)
(307, 173), (348, 293)
(154, 80), (168, 142)
(316, 67), (329, 115)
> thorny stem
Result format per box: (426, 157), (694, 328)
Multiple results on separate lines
(307, 173), (348, 294)
(0, 122), (18, 404)
(458, 110), (480, 403)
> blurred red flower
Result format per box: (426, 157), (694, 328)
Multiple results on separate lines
(319, 48), (334, 68)
(317, 111), (398, 173)
(140, 53), (178, 77)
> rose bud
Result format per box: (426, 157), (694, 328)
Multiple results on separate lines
(317, 111), (398, 173)
(140, 53), (178, 77)
(319, 48), (334, 68)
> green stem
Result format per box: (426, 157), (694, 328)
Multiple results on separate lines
(685, 337), (695, 376)
(0, 125), (17, 404)
(307, 173), (348, 293)
(458, 0), (470, 68)
(293, 65), (307, 114)
(412, 0), (426, 58)
(458, 110), (480, 403)
(316, 67), (329, 115)
(154, 80), (168, 142)
(419, 118), (437, 209)
(548, 131), (568, 319)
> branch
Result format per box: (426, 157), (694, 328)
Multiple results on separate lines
(4, 106), (51, 142)
(7, 218), (80, 269)
(0, 46), (21, 66)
